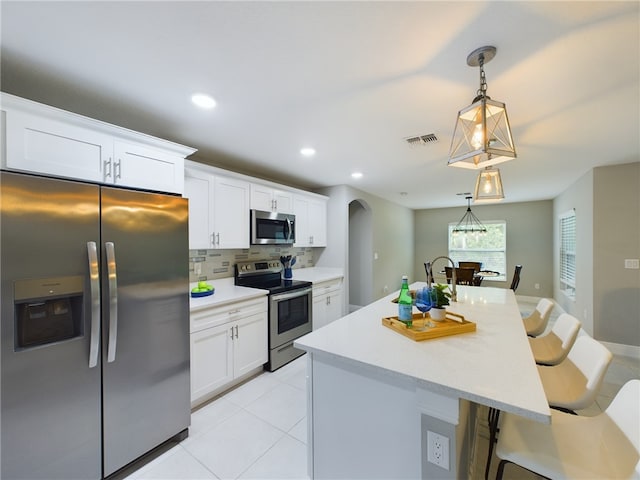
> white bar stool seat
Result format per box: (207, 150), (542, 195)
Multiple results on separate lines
(538, 334), (612, 413)
(523, 298), (554, 337)
(529, 313), (581, 365)
(495, 379), (640, 479)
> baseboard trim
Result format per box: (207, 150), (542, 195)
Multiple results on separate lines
(600, 341), (640, 359)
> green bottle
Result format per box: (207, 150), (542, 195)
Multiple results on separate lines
(398, 275), (413, 326)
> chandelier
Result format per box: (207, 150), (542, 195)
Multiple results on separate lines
(453, 196), (487, 235)
(448, 46), (516, 169)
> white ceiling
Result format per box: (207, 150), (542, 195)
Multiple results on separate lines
(1, 1), (638, 209)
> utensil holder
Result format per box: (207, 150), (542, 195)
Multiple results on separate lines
(283, 267), (292, 279)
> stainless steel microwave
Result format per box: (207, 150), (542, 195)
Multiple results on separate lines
(250, 209), (295, 245)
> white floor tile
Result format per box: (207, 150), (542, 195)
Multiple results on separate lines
(187, 397), (242, 441)
(238, 434), (309, 479)
(244, 383), (306, 432)
(127, 446), (218, 480)
(223, 373), (281, 408)
(288, 418), (307, 444)
(183, 409), (284, 480)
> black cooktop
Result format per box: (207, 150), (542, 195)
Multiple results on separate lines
(234, 260), (312, 294)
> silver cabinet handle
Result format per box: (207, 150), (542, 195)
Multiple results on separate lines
(230, 327), (234, 339)
(216, 232), (220, 246)
(87, 241), (100, 368)
(235, 325), (239, 339)
(210, 233), (215, 246)
(105, 242), (118, 363)
(115, 159), (122, 180)
(104, 158), (112, 179)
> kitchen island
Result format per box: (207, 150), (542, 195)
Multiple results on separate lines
(295, 283), (550, 479)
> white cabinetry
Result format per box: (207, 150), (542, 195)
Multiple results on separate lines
(312, 277), (344, 330)
(184, 168), (250, 249)
(190, 296), (268, 407)
(294, 194), (328, 247)
(1, 93), (194, 194)
(250, 183), (293, 214)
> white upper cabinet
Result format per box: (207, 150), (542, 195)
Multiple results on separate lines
(294, 194), (328, 247)
(1, 93), (195, 194)
(184, 168), (250, 250)
(250, 183), (294, 214)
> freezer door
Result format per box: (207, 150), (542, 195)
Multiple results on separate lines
(0, 172), (102, 479)
(100, 187), (190, 476)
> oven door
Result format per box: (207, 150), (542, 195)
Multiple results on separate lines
(269, 286), (312, 348)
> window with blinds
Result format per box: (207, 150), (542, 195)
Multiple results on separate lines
(559, 210), (576, 299)
(448, 221), (507, 281)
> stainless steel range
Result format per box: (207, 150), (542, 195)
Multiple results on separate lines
(235, 260), (312, 371)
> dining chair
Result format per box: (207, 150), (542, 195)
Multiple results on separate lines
(509, 265), (522, 291)
(458, 261), (482, 272)
(538, 334), (612, 414)
(455, 267), (475, 286)
(522, 298), (554, 337)
(495, 379), (640, 480)
(529, 313), (581, 366)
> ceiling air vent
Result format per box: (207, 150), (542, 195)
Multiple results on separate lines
(404, 133), (438, 147)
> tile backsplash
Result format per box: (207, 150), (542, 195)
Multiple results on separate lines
(189, 245), (319, 282)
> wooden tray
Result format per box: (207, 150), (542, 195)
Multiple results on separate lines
(382, 312), (476, 341)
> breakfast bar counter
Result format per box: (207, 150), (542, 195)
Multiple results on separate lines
(295, 283), (550, 479)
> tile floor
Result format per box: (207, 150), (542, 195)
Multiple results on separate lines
(127, 297), (640, 480)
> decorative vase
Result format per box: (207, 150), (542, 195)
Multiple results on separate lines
(430, 307), (447, 321)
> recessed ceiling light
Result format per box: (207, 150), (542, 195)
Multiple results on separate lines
(191, 93), (216, 109)
(300, 147), (316, 157)
(351, 172), (363, 179)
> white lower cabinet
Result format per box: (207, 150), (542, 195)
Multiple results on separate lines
(190, 296), (268, 407)
(312, 278), (344, 330)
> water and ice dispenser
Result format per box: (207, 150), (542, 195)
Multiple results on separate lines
(14, 276), (84, 350)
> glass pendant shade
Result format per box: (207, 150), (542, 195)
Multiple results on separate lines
(448, 96), (516, 169)
(474, 167), (504, 202)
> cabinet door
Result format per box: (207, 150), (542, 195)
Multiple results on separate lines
(5, 109), (111, 183)
(326, 290), (343, 325)
(184, 170), (215, 249)
(190, 324), (233, 404)
(250, 184), (275, 212)
(293, 196), (311, 247)
(114, 141), (184, 194)
(214, 176), (250, 249)
(273, 190), (293, 214)
(233, 312), (268, 378)
(308, 197), (327, 246)
(312, 294), (328, 330)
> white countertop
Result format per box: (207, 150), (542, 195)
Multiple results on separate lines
(295, 282), (551, 423)
(287, 267), (343, 283)
(189, 277), (268, 312)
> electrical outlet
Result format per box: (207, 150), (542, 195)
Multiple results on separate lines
(534, 283), (540, 290)
(624, 259), (639, 269)
(194, 262), (202, 275)
(427, 431), (450, 470)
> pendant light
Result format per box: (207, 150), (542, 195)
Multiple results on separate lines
(474, 167), (504, 202)
(448, 46), (516, 169)
(453, 196), (487, 235)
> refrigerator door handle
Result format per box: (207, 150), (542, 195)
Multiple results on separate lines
(105, 241), (118, 363)
(87, 241), (101, 368)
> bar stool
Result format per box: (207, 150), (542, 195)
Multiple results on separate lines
(538, 334), (612, 414)
(522, 298), (554, 337)
(495, 379), (640, 479)
(528, 313), (581, 366)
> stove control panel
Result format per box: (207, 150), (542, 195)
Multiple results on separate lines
(235, 260), (282, 276)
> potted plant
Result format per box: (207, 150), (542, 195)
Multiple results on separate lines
(430, 283), (451, 321)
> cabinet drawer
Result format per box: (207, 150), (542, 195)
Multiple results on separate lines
(312, 278), (343, 298)
(190, 296), (267, 333)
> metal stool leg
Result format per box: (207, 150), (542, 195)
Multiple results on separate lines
(485, 407), (500, 480)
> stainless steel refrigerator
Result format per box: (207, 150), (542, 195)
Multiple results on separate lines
(0, 171), (190, 479)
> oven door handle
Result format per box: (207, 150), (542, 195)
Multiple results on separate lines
(271, 287), (312, 302)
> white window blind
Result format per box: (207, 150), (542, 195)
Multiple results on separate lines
(559, 210), (576, 299)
